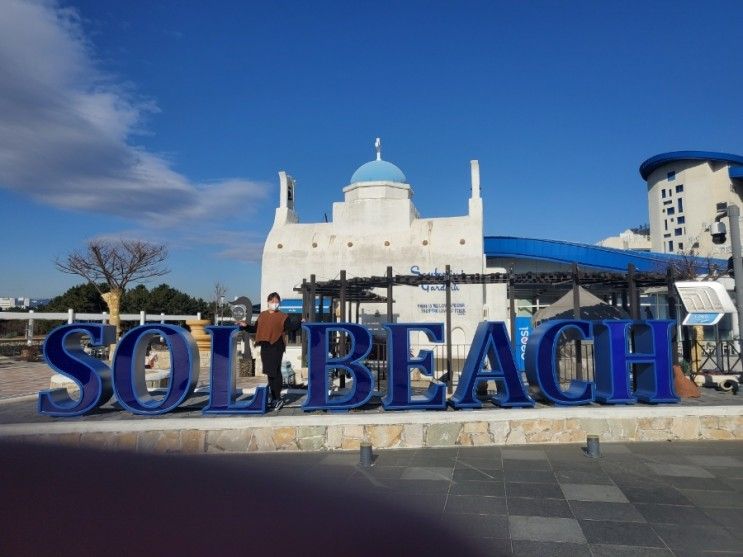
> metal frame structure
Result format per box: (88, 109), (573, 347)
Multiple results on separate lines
(296, 264), (678, 392)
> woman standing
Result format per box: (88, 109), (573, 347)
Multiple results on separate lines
(252, 292), (295, 410)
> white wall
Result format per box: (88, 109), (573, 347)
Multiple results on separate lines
(596, 229), (651, 251)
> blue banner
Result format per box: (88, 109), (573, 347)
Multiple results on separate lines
(514, 316), (532, 371)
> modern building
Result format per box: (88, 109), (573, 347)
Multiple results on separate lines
(0, 297), (29, 310)
(640, 151), (743, 257)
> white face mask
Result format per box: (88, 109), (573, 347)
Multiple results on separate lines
(268, 302), (279, 311)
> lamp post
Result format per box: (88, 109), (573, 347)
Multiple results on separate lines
(717, 204), (743, 355)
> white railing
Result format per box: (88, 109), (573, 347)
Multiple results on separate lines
(0, 310), (203, 346)
(0, 310), (202, 324)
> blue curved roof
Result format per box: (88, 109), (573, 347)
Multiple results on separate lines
(351, 159), (407, 183)
(639, 151), (743, 180)
(484, 236), (724, 274)
(730, 166), (743, 181)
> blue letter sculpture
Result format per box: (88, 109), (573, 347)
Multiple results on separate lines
(39, 324), (115, 417)
(593, 321), (636, 404)
(594, 320), (678, 404)
(302, 323), (374, 411)
(203, 326), (268, 414)
(524, 320), (594, 405)
(382, 323), (447, 410)
(451, 321), (534, 408)
(112, 324), (199, 415)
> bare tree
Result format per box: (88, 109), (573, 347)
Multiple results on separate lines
(665, 248), (715, 280)
(55, 240), (169, 337)
(213, 282), (227, 325)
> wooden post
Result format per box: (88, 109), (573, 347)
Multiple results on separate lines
(340, 271), (347, 323)
(386, 266), (394, 323)
(309, 274), (317, 323)
(628, 263), (640, 320)
(572, 263), (583, 381)
(627, 263), (640, 390)
(300, 279), (308, 364)
(508, 267), (516, 344)
(339, 270), (347, 388)
(666, 267), (679, 365)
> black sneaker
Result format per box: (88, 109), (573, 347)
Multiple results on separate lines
(274, 398), (285, 411)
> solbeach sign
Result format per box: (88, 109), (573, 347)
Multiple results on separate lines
(38, 320), (679, 417)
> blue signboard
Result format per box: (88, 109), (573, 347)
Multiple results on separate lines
(279, 298), (331, 314)
(514, 316), (532, 371)
(682, 312), (724, 326)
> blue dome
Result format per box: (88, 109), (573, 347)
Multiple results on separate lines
(350, 159), (407, 183)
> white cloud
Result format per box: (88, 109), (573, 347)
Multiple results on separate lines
(90, 228), (265, 263)
(190, 230), (266, 262)
(0, 0), (269, 229)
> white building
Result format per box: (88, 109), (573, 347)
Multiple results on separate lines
(640, 151), (743, 257)
(596, 228), (651, 251)
(260, 140), (508, 350)
(0, 297), (27, 310)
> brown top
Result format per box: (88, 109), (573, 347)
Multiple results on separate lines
(254, 310), (288, 345)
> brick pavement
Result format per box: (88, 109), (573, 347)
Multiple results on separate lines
(206, 441), (743, 556)
(0, 357), (56, 400)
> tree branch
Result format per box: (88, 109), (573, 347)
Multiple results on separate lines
(55, 240), (169, 293)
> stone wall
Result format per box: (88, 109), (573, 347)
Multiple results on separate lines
(2, 406), (741, 454)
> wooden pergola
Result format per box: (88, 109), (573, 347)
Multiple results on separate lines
(295, 264), (682, 391)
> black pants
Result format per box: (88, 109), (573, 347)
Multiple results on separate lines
(260, 341), (284, 400)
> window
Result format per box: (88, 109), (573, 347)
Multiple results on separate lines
(661, 189), (667, 199)
(668, 240), (674, 251)
(664, 233), (671, 238)
(678, 216), (685, 224)
(678, 242), (684, 250)
(717, 202), (728, 211)
(663, 200), (672, 205)
(677, 198), (683, 212)
(675, 228), (683, 236)
(667, 207), (675, 215)
(667, 171), (676, 181)
(675, 184), (683, 193)
(664, 220), (668, 231)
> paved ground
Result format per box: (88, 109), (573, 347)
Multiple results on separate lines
(0, 355), (265, 400)
(208, 441), (743, 556)
(0, 357), (56, 400)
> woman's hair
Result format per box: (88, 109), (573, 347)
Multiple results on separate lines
(267, 292), (281, 302)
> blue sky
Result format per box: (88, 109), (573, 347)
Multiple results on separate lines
(1, 0), (742, 302)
